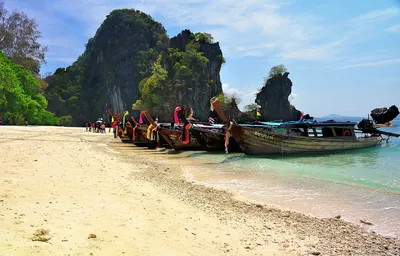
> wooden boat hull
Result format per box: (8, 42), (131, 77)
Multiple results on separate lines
(158, 128), (202, 150)
(125, 126), (161, 149)
(119, 135), (132, 143)
(231, 124), (381, 155)
(189, 126), (242, 152)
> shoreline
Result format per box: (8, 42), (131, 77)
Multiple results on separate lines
(1, 126), (399, 255)
(180, 149), (400, 238)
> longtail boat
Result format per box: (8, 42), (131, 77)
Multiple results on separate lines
(189, 123), (242, 152)
(108, 109), (130, 143)
(142, 109), (202, 151)
(128, 111), (169, 149)
(210, 97), (398, 155)
(175, 109), (241, 152)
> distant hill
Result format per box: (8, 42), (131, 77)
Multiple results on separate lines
(318, 114), (364, 121)
(319, 114), (400, 122)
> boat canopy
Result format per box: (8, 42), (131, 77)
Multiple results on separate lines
(259, 120), (358, 128)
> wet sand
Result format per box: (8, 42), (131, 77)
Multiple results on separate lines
(0, 126), (399, 255)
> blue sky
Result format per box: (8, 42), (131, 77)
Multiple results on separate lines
(4, 0), (400, 117)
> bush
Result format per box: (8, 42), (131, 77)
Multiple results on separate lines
(266, 64), (287, 80)
(59, 115), (72, 126)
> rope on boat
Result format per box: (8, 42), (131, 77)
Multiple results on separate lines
(151, 125), (158, 141)
(225, 121), (233, 154)
(132, 124), (137, 141)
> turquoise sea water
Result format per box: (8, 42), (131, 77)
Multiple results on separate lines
(183, 120), (400, 237)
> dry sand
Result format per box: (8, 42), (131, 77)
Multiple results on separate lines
(0, 126), (399, 256)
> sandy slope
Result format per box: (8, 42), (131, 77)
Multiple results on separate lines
(0, 126), (399, 256)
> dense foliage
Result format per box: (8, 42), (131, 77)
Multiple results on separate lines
(0, 51), (58, 125)
(134, 32), (213, 115)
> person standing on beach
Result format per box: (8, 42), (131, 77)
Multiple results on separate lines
(85, 122), (88, 132)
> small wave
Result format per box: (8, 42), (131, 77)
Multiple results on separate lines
(220, 155), (245, 164)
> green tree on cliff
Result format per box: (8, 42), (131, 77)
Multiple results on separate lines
(135, 32), (212, 114)
(217, 92), (241, 109)
(194, 32), (214, 43)
(243, 103), (258, 112)
(266, 64), (288, 80)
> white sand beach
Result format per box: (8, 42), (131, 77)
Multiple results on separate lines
(0, 126), (399, 256)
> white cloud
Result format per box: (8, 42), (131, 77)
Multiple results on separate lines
(38, 0), (344, 61)
(6, 0), (400, 73)
(340, 58), (400, 69)
(222, 83), (257, 109)
(222, 83), (242, 95)
(288, 93), (297, 103)
(386, 24), (400, 33)
(352, 8), (399, 22)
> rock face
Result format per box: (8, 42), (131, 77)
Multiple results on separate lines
(164, 30), (223, 121)
(83, 10), (168, 119)
(45, 10), (223, 125)
(370, 105), (399, 124)
(255, 72), (301, 121)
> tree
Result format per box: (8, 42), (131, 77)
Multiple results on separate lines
(0, 2), (48, 64)
(0, 51), (58, 125)
(217, 92), (241, 109)
(59, 115), (72, 126)
(194, 32), (214, 43)
(243, 103), (257, 112)
(266, 64), (287, 80)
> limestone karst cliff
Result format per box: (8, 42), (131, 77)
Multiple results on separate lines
(141, 29), (223, 122)
(255, 72), (301, 121)
(45, 9), (223, 125)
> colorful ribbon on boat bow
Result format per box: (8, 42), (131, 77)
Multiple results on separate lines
(174, 106), (182, 126)
(146, 124), (154, 140)
(182, 123), (191, 144)
(123, 110), (129, 129)
(139, 111), (145, 124)
(224, 121), (233, 154)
